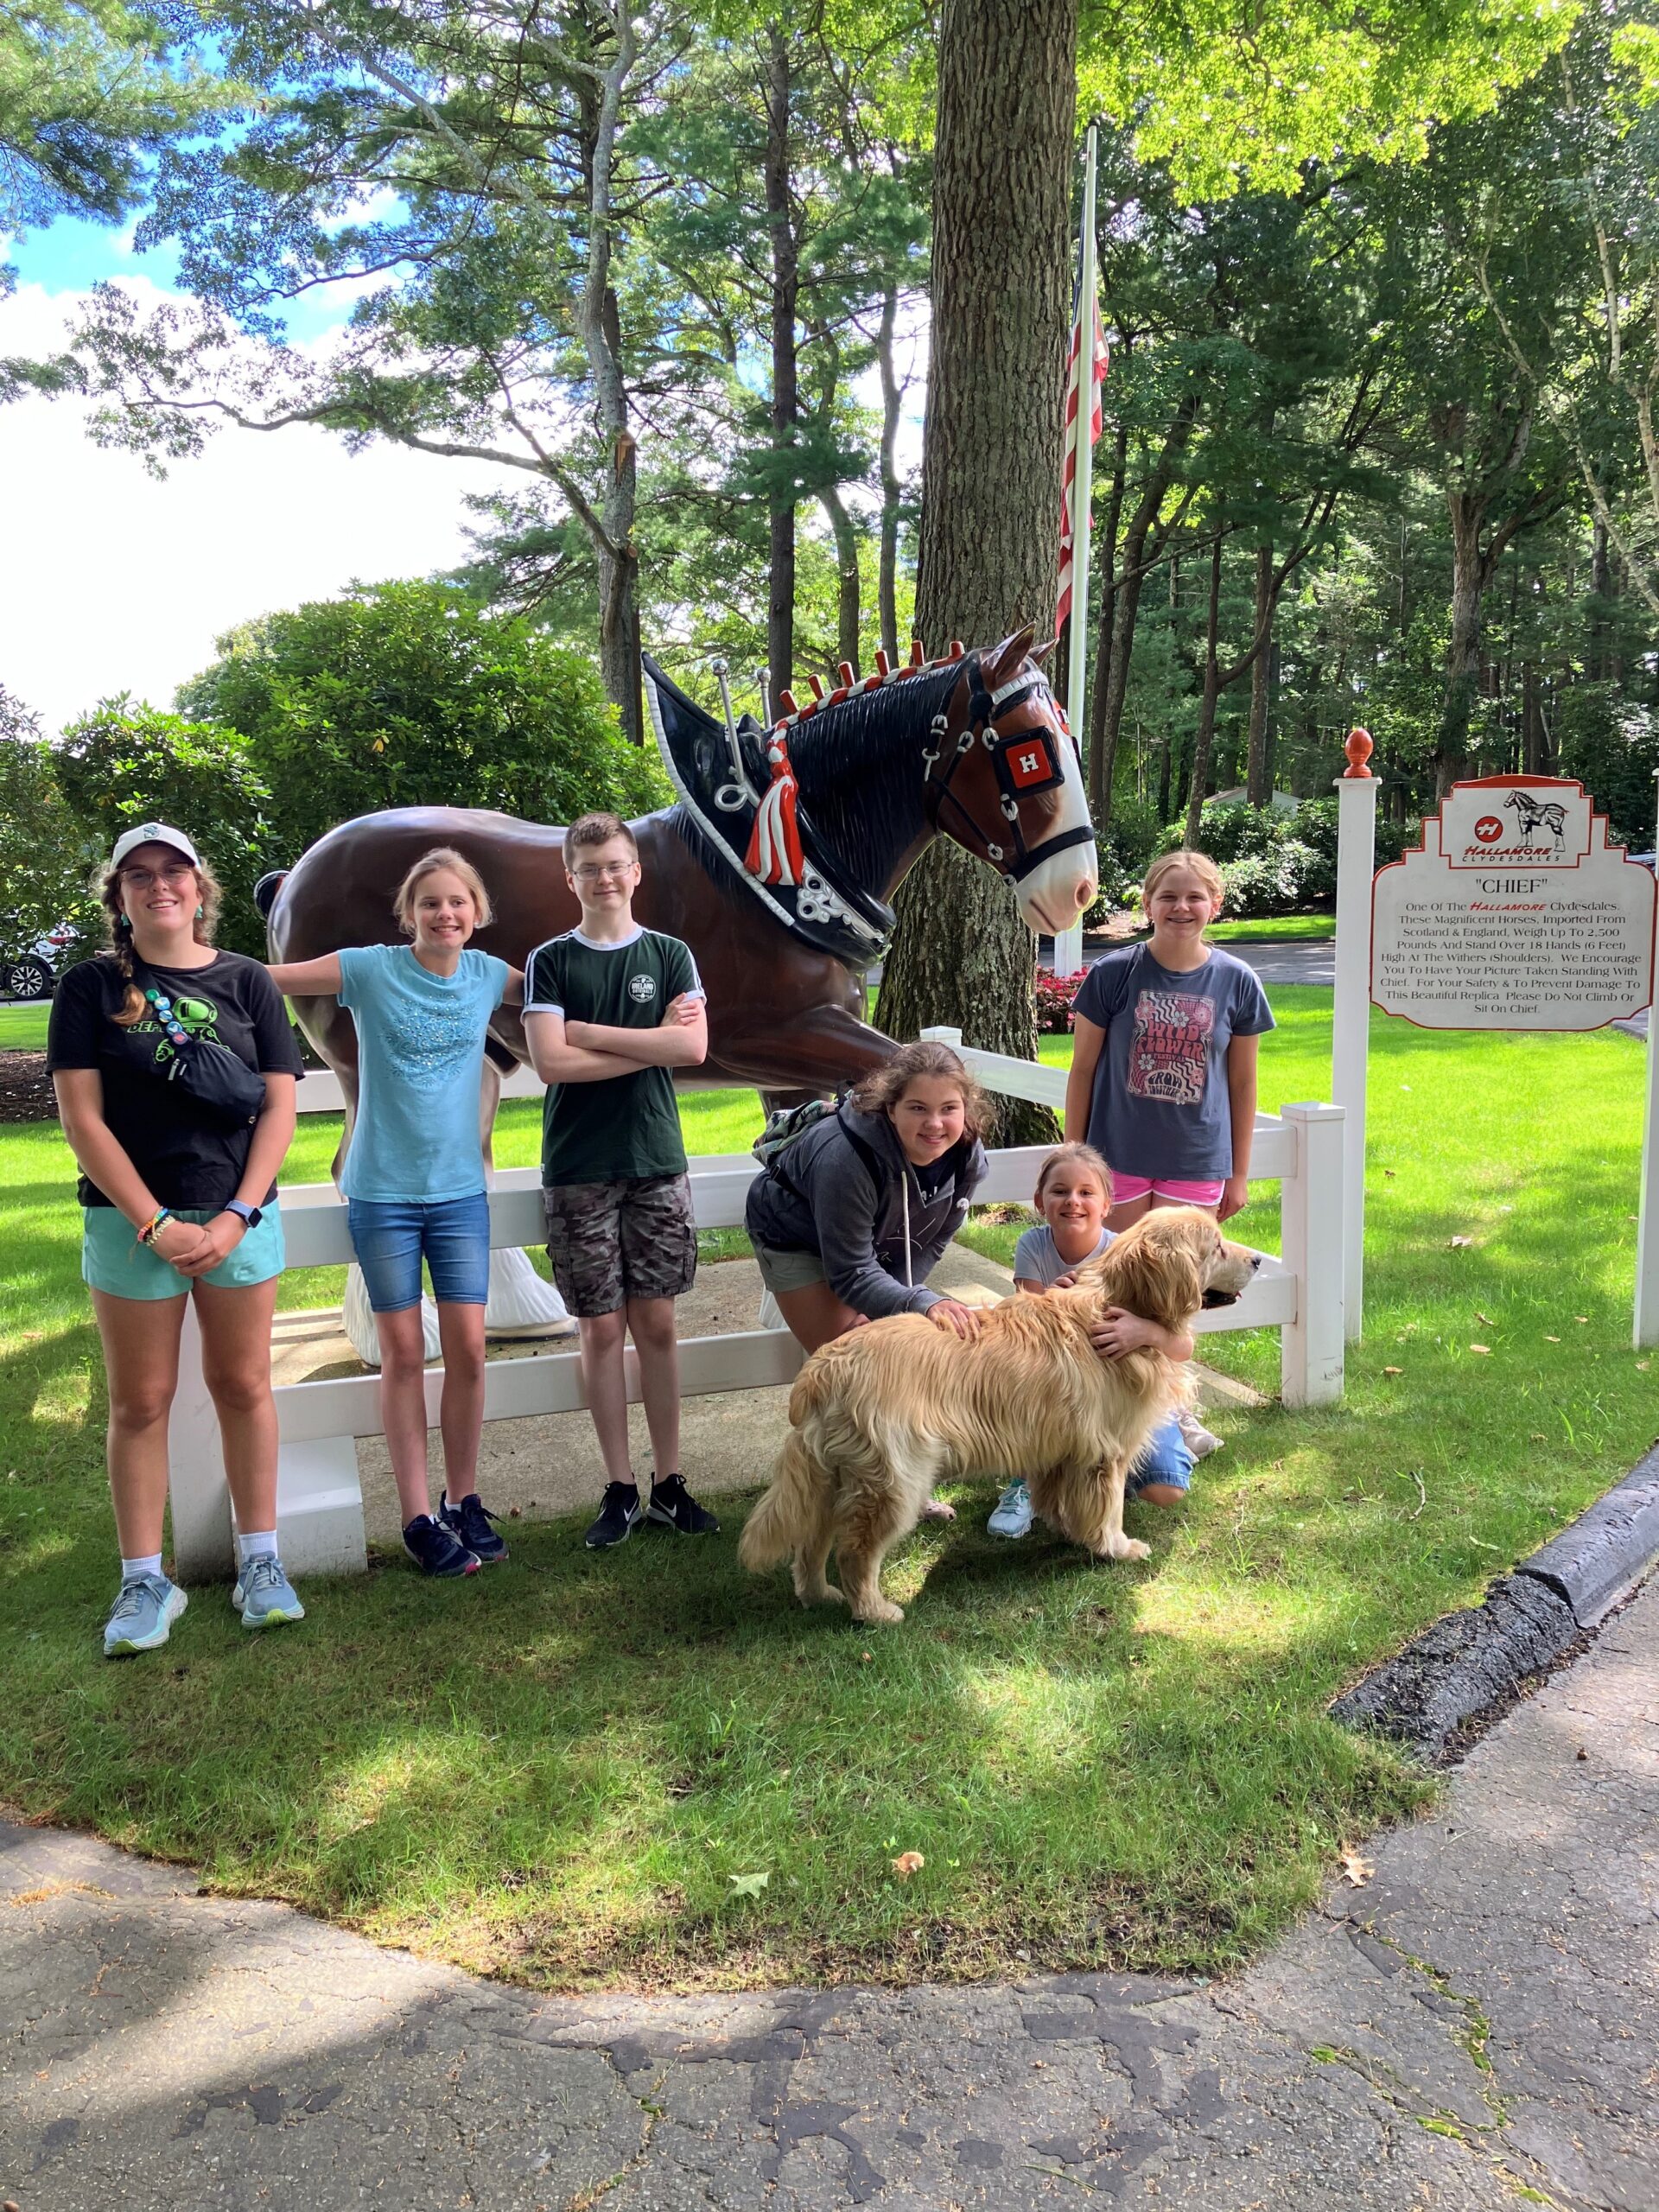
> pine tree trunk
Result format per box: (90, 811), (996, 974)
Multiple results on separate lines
(1086, 422), (1128, 811)
(820, 486), (862, 676)
(1436, 491), (1489, 798)
(876, 288), (904, 662)
(874, 0), (1077, 1142)
(765, 26), (798, 700)
(1590, 518), (1612, 683)
(1184, 537), (1224, 844)
(1091, 396), (1199, 826)
(1244, 544), (1274, 805)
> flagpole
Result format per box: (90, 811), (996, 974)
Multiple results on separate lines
(1052, 119), (1097, 982)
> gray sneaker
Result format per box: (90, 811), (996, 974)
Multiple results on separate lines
(232, 1554), (306, 1630)
(104, 1573), (188, 1657)
(988, 1478), (1034, 1539)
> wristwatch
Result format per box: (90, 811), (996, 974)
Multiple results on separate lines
(225, 1200), (263, 1230)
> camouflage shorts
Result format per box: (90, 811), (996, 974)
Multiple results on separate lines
(542, 1173), (697, 1317)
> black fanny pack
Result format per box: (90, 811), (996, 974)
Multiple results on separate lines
(133, 960), (268, 1129)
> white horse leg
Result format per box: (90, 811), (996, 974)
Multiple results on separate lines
(485, 1246), (576, 1338)
(343, 1264), (440, 1366)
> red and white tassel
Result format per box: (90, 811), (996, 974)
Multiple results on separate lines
(744, 734), (806, 887)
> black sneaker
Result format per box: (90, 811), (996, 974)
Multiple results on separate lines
(439, 1490), (508, 1564)
(584, 1481), (641, 1550)
(647, 1473), (720, 1535)
(404, 1514), (480, 1577)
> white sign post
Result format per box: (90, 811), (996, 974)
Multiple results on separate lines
(1331, 731), (1378, 1340)
(1349, 772), (1657, 1346)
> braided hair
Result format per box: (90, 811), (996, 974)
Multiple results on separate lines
(99, 854), (224, 1027)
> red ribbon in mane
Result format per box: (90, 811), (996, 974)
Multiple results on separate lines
(745, 734), (806, 887)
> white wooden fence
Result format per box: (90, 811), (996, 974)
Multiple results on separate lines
(167, 1044), (1344, 1582)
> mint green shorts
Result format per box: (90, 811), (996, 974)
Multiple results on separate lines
(81, 1204), (286, 1300)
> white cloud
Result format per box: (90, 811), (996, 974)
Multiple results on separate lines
(0, 282), (508, 733)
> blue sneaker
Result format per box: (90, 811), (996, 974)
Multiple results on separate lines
(988, 1479), (1034, 1539)
(232, 1554), (306, 1629)
(104, 1573), (188, 1657)
(404, 1514), (480, 1577)
(439, 1490), (508, 1563)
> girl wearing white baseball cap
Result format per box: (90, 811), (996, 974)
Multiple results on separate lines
(47, 825), (308, 1656)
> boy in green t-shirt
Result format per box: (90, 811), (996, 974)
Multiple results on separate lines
(524, 812), (720, 1550)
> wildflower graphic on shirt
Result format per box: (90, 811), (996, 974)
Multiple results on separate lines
(1127, 988), (1215, 1105)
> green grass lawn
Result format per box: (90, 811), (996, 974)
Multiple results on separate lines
(2, 992), (1653, 1993)
(1205, 913), (1335, 943)
(0, 1001), (49, 1050)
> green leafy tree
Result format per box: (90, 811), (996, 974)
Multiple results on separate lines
(51, 700), (274, 955)
(0, 686), (101, 957)
(0, 2), (222, 273)
(177, 580), (671, 861)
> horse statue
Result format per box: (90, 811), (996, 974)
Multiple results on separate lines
(264, 626), (1096, 1350)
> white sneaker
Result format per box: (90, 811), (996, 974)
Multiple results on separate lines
(988, 1479), (1034, 1538)
(1175, 1404), (1223, 1459)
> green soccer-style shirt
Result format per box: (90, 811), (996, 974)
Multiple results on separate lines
(524, 925), (702, 1185)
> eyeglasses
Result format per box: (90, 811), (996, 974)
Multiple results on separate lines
(571, 861), (635, 882)
(120, 865), (195, 890)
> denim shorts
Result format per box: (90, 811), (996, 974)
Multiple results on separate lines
(346, 1192), (492, 1312)
(81, 1203), (286, 1301)
(1125, 1413), (1194, 1497)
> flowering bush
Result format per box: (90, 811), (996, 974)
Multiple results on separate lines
(1034, 966), (1085, 1033)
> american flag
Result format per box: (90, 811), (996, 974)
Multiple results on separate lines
(1055, 277), (1109, 636)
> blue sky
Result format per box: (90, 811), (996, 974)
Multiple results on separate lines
(0, 211), (496, 733)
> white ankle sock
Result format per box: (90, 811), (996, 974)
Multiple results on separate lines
(236, 1530), (278, 1565)
(121, 1553), (163, 1582)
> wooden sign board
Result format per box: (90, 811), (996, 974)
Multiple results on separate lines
(1371, 775), (1656, 1031)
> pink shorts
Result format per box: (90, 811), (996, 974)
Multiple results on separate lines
(1111, 1173), (1225, 1208)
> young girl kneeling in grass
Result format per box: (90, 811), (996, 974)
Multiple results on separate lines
(986, 1143), (1196, 1539)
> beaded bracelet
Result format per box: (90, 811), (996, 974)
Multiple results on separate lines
(136, 1208), (173, 1249)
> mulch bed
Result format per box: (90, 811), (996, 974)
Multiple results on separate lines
(0, 1051), (55, 1124)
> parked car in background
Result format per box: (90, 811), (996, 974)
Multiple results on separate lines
(1, 925), (78, 1001)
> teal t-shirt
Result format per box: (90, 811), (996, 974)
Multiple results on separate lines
(336, 943), (511, 1202)
(524, 925), (701, 1185)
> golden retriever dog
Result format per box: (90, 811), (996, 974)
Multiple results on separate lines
(739, 1208), (1259, 1624)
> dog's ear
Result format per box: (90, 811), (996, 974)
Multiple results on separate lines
(1105, 1218), (1203, 1332)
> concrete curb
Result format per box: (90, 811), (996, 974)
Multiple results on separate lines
(1331, 1446), (1659, 1762)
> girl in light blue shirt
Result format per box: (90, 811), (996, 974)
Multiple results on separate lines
(269, 848), (523, 1579)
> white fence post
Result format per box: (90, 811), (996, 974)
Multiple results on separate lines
(919, 1024), (965, 1049)
(1280, 1102), (1345, 1406)
(167, 1300), (232, 1583)
(1332, 740), (1377, 1342)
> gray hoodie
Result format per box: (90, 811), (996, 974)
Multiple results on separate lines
(744, 1101), (987, 1319)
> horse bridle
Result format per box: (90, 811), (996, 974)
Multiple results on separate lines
(920, 654), (1096, 882)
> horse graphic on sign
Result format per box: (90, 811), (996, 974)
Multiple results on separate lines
(1504, 786), (1568, 853)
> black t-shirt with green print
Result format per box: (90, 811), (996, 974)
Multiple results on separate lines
(46, 952), (303, 1210)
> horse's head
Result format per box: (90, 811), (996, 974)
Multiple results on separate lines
(922, 626), (1098, 936)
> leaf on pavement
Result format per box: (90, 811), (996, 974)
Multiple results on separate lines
(1339, 1847), (1374, 1888)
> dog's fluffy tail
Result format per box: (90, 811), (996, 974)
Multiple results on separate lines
(739, 1416), (824, 1573)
